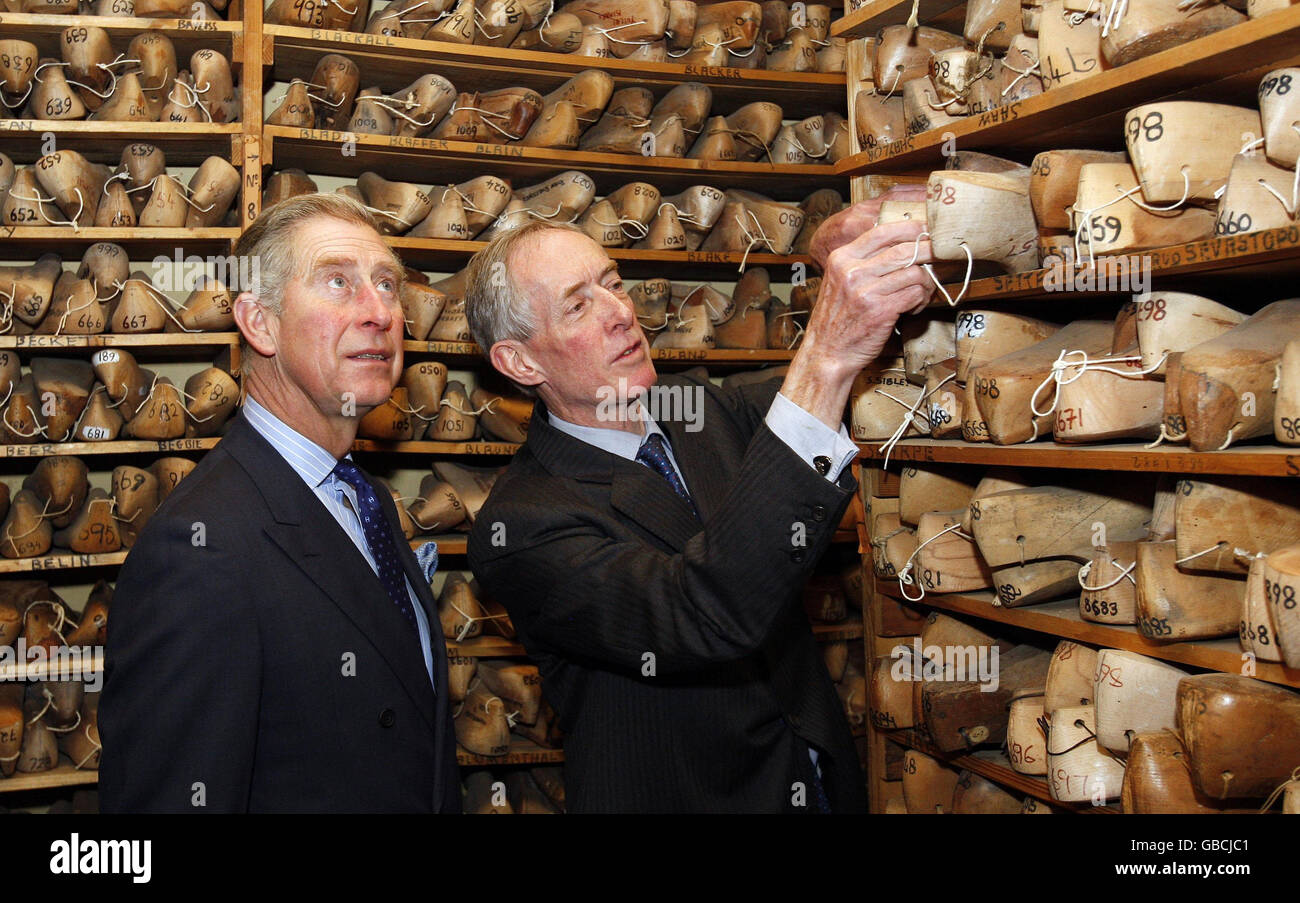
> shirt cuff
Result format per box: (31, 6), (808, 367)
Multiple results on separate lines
(765, 392), (858, 483)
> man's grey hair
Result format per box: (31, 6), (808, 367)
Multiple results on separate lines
(233, 192), (400, 315)
(464, 220), (586, 354)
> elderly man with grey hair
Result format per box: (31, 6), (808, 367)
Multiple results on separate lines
(464, 187), (934, 813)
(100, 194), (460, 813)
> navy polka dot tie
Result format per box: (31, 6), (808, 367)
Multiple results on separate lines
(332, 460), (419, 633)
(635, 433), (698, 519)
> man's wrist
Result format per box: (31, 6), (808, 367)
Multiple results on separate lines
(779, 337), (859, 431)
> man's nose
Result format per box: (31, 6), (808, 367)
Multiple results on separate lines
(357, 281), (396, 331)
(596, 287), (634, 330)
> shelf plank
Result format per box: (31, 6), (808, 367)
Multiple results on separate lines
(408, 535), (468, 555)
(265, 126), (842, 201)
(832, 0), (967, 38)
(0, 333), (239, 349)
(266, 24), (846, 115)
(0, 438), (218, 458)
(352, 439), (520, 456)
(446, 636), (526, 657)
(836, 7), (1300, 173)
(932, 225), (1300, 305)
(456, 737), (563, 766)
(0, 763), (98, 794)
(0, 551), (127, 573)
(874, 582), (1300, 689)
(0, 123), (243, 167)
(0, 647), (102, 682)
(401, 339), (796, 367)
(884, 730), (1117, 812)
(858, 439), (1300, 477)
(813, 621), (866, 642)
(0, 228), (241, 259)
(387, 236), (813, 279)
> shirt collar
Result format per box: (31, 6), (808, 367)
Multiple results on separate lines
(241, 395), (348, 489)
(546, 403), (667, 463)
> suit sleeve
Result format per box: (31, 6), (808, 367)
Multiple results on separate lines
(470, 423), (855, 678)
(98, 512), (261, 813)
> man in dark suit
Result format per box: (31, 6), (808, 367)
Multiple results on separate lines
(464, 190), (934, 812)
(99, 194), (459, 813)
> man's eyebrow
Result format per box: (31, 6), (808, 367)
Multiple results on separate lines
(559, 262), (620, 302)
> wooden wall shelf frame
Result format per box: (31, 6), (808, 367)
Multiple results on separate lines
(858, 440), (1300, 477)
(0, 333), (241, 349)
(932, 225), (1300, 305)
(873, 581), (1300, 690)
(0, 228), (242, 259)
(0, 122), (246, 167)
(456, 738), (564, 767)
(400, 339), (798, 367)
(264, 24), (848, 116)
(0, 764), (99, 794)
(836, 8), (1300, 173)
(446, 636), (526, 658)
(0, 551), (127, 573)
(0, 13), (240, 55)
(0, 438), (220, 458)
(387, 236), (815, 280)
(263, 126), (843, 200)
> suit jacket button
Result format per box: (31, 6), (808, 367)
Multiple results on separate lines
(811, 504), (826, 522)
(379, 708), (396, 728)
(790, 549), (805, 563)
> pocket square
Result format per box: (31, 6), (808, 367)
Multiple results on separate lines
(414, 541), (439, 583)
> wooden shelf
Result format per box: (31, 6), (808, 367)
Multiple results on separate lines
(0, 227), (241, 259)
(0, 13), (239, 44)
(858, 439), (1300, 477)
(456, 737), (563, 766)
(265, 24), (846, 116)
(0, 550), (126, 573)
(264, 126), (842, 201)
(813, 620), (866, 642)
(874, 581), (1300, 690)
(0, 333), (239, 349)
(352, 439), (520, 456)
(0, 647), (102, 682)
(832, 0), (967, 38)
(388, 236), (814, 279)
(0, 438), (218, 459)
(446, 636), (526, 658)
(931, 226), (1300, 305)
(408, 535), (468, 556)
(0, 763), (98, 794)
(884, 730), (1118, 812)
(401, 339), (796, 368)
(0, 122), (245, 167)
(836, 8), (1300, 173)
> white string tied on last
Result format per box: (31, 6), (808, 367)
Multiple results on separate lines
(655, 201), (707, 229)
(1124, 168), (1191, 213)
(1069, 173), (1184, 264)
(1001, 52), (1040, 97)
(735, 208), (776, 273)
(1028, 349), (1168, 432)
(1254, 146), (1300, 218)
(897, 522), (972, 602)
(770, 309), (806, 349)
(590, 211), (650, 240)
(595, 19), (652, 46)
(904, 230), (973, 307)
(9, 186), (83, 231)
(1143, 419), (1187, 448)
(1077, 556), (1137, 591)
(1099, 0), (1128, 37)
(875, 371), (955, 469)
(1067, 0), (1100, 25)
(879, 66), (904, 102)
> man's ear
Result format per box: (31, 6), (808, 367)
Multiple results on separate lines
(233, 291), (278, 358)
(489, 339), (545, 389)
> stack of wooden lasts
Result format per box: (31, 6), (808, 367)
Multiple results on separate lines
(268, 0), (848, 72)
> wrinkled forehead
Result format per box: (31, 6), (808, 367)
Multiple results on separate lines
(510, 229), (615, 309)
(289, 218), (404, 278)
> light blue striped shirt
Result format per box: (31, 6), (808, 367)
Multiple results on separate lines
(241, 396), (436, 688)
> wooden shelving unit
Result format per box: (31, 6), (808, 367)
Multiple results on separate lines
(0, 764), (100, 793)
(836, 8), (1300, 173)
(0, 3), (856, 803)
(264, 24), (847, 113)
(846, 3), (1300, 815)
(263, 126), (842, 200)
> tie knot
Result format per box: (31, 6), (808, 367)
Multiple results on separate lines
(638, 432), (670, 458)
(332, 459), (368, 492)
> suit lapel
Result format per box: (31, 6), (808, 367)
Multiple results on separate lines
(527, 400), (701, 552)
(659, 415), (728, 523)
(222, 419), (437, 731)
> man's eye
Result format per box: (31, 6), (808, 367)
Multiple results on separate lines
(377, 278), (397, 293)
(610, 281), (624, 292)
(328, 275), (347, 289)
